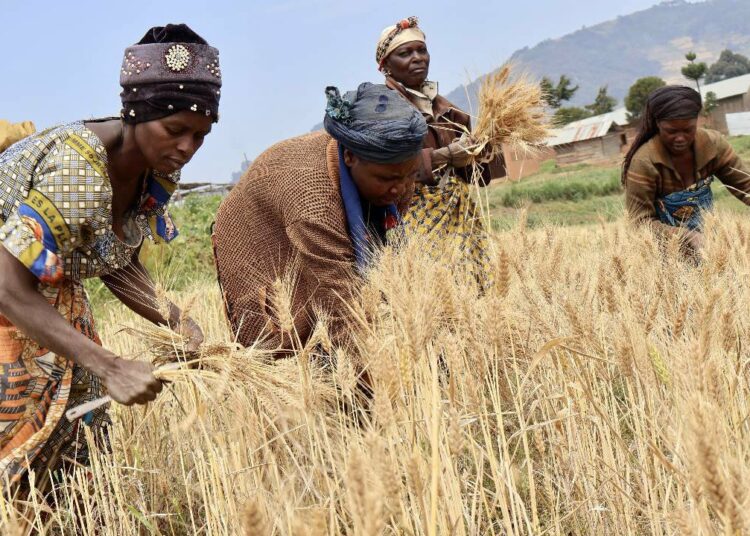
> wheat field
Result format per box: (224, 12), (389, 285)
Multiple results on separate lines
(2, 208), (749, 535)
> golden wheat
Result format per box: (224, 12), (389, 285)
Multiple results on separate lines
(4, 208), (750, 534)
(471, 64), (549, 161)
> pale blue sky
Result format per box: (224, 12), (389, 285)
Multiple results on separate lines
(1, 0), (661, 182)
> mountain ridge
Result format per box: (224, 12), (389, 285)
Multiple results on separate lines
(444, 0), (750, 113)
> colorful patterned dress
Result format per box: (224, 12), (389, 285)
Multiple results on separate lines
(385, 79), (496, 290)
(402, 177), (493, 288)
(0, 121), (179, 485)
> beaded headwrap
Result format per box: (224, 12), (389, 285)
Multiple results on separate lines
(375, 16), (425, 68)
(120, 24), (222, 124)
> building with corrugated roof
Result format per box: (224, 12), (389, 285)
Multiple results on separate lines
(703, 73), (750, 133)
(546, 109), (631, 165)
(544, 73), (750, 166)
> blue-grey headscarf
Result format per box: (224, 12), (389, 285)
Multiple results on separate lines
(323, 82), (427, 164)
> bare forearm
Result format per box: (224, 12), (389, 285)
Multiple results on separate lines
(102, 255), (204, 352)
(0, 250), (115, 377)
(101, 258), (179, 327)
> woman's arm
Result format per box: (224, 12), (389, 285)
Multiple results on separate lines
(100, 252), (203, 351)
(714, 136), (750, 205)
(624, 158), (704, 250)
(0, 245), (163, 404)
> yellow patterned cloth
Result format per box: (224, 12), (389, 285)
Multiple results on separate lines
(401, 176), (493, 288)
(0, 121), (180, 285)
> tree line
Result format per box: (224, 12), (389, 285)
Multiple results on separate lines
(544, 48), (750, 127)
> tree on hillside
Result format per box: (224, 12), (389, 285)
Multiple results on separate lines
(585, 86), (617, 116)
(681, 51), (708, 92)
(625, 76), (666, 121)
(553, 107), (592, 126)
(705, 49), (750, 83)
(703, 91), (718, 116)
(540, 78), (556, 107)
(701, 91), (719, 128)
(540, 75), (579, 109)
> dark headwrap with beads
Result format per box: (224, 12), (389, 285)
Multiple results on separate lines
(622, 85), (702, 183)
(120, 24), (221, 124)
(323, 83), (427, 164)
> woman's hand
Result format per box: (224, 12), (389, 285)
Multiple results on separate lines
(93, 352), (163, 405)
(432, 133), (478, 169)
(175, 316), (204, 352)
(685, 229), (704, 252)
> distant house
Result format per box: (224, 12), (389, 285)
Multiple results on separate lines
(501, 144), (555, 180)
(544, 73), (750, 166)
(703, 73), (750, 134)
(546, 109), (632, 166)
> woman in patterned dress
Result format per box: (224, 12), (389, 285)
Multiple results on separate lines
(375, 17), (506, 288)
(0, 23), (220, 487)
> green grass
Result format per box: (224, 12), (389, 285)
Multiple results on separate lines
(729, 135), (750, 160)
(488, 193), (623, 230)
(484, 159), (622, 228)
(493, 168), (622, 207)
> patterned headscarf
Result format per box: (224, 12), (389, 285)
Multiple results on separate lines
(323, 82), (427, 164)
(375, 16), (426, 69)
(120, 24), (222, 124)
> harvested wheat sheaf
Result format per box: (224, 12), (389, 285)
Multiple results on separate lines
(471, 64), (549, 161)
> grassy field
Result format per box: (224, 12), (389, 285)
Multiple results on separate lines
(5, 137), (750, 534)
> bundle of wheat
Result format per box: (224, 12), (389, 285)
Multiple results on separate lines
(0, 119), (35, 153)
(470, 64), (548, 162)
(121, 322), (340, 414)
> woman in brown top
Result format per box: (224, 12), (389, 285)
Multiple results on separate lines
(375, 17), (505, 287)
(213, 83), (427, 352)
(623, 85), (750, 250)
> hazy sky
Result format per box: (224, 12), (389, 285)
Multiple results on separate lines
(1, 0), (663, 182)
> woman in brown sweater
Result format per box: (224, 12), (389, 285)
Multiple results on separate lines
(213, 83), (427, 352)
(375, 17), (505, 286)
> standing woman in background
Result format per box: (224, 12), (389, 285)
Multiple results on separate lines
(376, 17), (506, 287)
(0, 24), (218, 488)
(623, 85), (750, 251)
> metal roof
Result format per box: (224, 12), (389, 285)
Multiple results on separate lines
(701, 73), (750, 101)
(545, 74), (750, 147)
(546, 108), (629, 146)
(547, 119), (616, 147)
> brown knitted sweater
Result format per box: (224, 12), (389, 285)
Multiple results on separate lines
(213, 132), (357, 351)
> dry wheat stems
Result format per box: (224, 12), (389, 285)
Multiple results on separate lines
(5, 211), (750, 534)
(471, 64), (549, 161)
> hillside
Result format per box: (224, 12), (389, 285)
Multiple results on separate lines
(446, 0), (750, 112)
